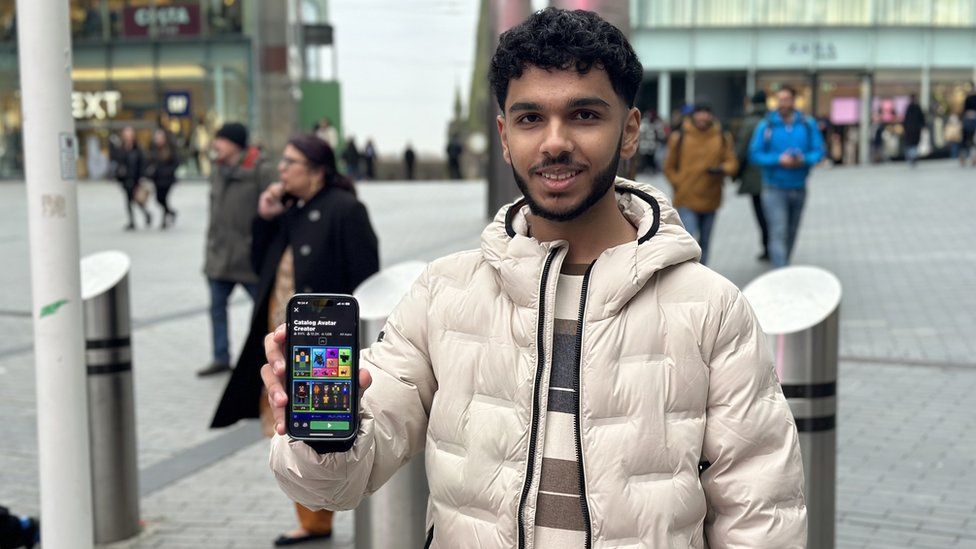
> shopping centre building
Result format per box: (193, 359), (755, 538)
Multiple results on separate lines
(0, 0), (326, 179)
(630, 0), (976, 163)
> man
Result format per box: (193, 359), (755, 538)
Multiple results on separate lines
(200, 122), (272, 377)
(962, 84), (976, 167)
(663, 103), (737, 265)
(902, 95), (926, 167)
(262, 9), (806, 548)
(735, 90), (771, 261)
(749, 86), (825, 268)
(403, 143), (416, 180)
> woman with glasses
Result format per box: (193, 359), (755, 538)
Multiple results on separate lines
(211, 134), (379, 546)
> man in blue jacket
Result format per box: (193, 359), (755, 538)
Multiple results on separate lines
(748, 86), (825, 267)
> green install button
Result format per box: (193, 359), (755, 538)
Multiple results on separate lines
(310, 420), (350, 431)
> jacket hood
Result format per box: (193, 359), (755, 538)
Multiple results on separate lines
(481, 178), (700, 318)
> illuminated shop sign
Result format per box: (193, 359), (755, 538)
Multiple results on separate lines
(123, 4), (201, 37)
(72, 91), (122, 120)
(165, 92), (191, 117)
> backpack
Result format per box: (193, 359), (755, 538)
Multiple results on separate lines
(672, 126), (731, 172)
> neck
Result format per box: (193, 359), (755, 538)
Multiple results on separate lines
(781, 109), (795, 123)
(527, 188), (637, 265)
(296, 179), (325, 202)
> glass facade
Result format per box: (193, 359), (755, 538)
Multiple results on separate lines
(0, 0), (251, 179)
(636, 0), (976, 27)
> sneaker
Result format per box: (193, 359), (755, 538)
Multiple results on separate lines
(197, 362), (232, 377)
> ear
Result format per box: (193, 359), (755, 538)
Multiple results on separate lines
(496, 115), (512, 165)
(620, 107), (641, 160)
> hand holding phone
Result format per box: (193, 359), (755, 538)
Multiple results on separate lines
(261, 327), (373, 437)
(257, 182), (289, 221)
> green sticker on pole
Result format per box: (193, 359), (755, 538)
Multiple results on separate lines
(40, 299), (69, 318)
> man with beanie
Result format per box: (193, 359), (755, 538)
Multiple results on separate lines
(199, 122), (274, 376)
(735, 90), (771, 261)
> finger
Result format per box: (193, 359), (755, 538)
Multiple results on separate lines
(260, 363), (288, 435)
(359, 368), (372, 392)
(264, 325), (286, 374)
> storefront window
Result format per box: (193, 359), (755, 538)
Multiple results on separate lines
(208, 0), (242, 35)
(0, 0), (15, 42)
(0, 49), (21, 178)
(71, 0), (104, 41)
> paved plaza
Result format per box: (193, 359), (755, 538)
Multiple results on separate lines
(1, 161), (975, 547)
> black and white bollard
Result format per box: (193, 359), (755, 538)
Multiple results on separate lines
(81, 251), (140, 543)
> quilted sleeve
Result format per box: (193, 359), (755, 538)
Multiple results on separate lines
(269, 266), (436, 511)
(700, 290), (807, 548)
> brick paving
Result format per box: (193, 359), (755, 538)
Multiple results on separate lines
(1, 160), (974, 547)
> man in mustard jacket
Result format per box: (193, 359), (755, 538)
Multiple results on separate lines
(260, 8), (806, 549)
(663, 104), (738, 265)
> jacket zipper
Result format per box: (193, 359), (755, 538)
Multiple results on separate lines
(573, 263), (595, 548)
(517, 248), (558, 549)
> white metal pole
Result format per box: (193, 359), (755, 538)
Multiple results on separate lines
(15, 0), (94, 548)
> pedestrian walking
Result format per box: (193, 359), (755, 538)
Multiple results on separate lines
(211, 134), (379, 546)
(663, 103), (738, 265)
(749, 85), (826, 268)
(314, 117), (339, 150)
(261, 9), (805, 548)
(199, 122), (272, 377)
(403, 143), (416, 180)
(961, 85), (976, 167)
(945, 113), (963, 158)
(113, 126), (152, 231)
(902, 95), (926, 167)
(637, 110), (665, 175)
(446, 134), (463, 179)
(735, 90), (771, 261)
(341, 137), (361, 180)
(363, 138), (377, 180)
(147, 128), (179, 229)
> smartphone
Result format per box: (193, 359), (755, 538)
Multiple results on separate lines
(280, 192), (297, 207)
(285, 294), (359, 445)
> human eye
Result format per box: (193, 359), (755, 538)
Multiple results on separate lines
(574, 110), (600, 121)
(517, 113), (542, 125)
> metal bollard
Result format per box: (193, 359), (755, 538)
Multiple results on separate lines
(352, 261), (429, 549)
(743, 266), (842, 549)
(80, 251), (140, 543)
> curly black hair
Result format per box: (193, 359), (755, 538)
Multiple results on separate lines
(489, 8), (643, 111)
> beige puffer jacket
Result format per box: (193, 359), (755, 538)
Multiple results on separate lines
(270, 179), (807, 548)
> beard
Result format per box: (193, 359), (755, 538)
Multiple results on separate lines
(511, 135), (622, 222)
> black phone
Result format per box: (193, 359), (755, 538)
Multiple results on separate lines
(285, 294), (360, 449)
(280, 192), (297, 207)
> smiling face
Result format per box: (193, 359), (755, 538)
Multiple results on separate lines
(496, 66), (640, 222)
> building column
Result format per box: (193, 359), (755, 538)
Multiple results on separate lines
(920, 66), (931, 111)
(685, 71), (695, 106)
(746, 68), (757, 98)
(657, 71), (671, 119)
(858, 73), (873, 166)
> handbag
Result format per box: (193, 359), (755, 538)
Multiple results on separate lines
(133, 180), (153, 206)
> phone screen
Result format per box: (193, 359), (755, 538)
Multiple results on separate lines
(286, 295), (359, 441)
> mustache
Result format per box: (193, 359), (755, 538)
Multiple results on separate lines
(528, 153), (587, 173)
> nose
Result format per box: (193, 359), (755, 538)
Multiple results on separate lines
(539, 119), (574, 160)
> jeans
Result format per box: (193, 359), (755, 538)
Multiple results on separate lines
(905, 146), (919, 166)
(209, 278), (259, 365)
(761, 186), (807, 268)
(677, 207), (717, 265)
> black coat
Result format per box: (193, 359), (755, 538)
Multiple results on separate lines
(148, 145), (179, 188)
(114, 146), (144, 187)
(903, 103), (926, 147)
(210, 185), (380, 428)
